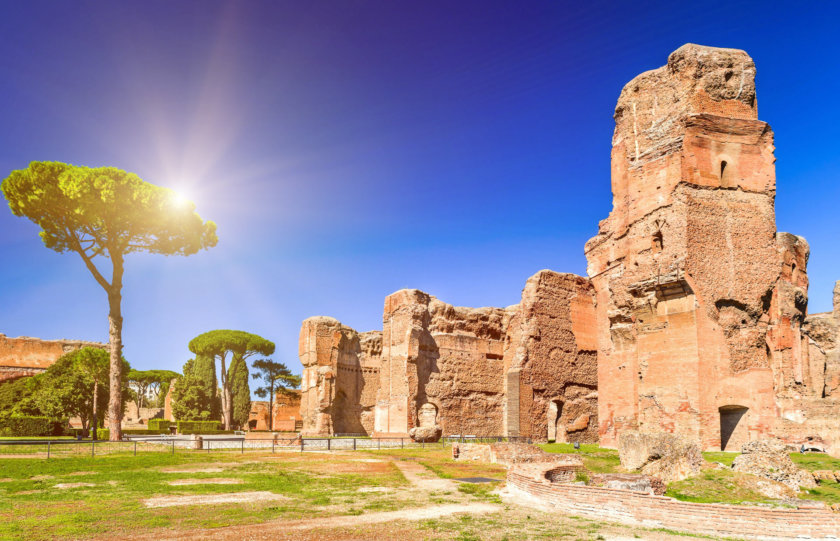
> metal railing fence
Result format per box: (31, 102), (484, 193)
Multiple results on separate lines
(0, 434), (532, 459)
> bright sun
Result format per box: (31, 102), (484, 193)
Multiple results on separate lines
(170, 189), (191, 208)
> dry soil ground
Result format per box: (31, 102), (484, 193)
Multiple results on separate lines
(0, 446), (737, 540)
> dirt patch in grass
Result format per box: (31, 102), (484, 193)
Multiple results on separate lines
(67, 471), (97, 476)
(166, 478), (244, 486)
(143, 491), (290, 508)
(357, 486), (393, 493)
(131, 502), (502, 540)
(54, 482), (96, 489)
(301, 460), (396, 475)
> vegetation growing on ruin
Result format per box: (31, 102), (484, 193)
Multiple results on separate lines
(540, 442), (622, 473)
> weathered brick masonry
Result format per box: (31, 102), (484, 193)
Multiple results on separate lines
(0, 333), (107, 383)
(506, 465), (840, 540)
(300, 44), (839, 453)
(300, 271), (598, 440)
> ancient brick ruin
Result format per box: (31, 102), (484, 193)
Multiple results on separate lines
(299, 44), (840, 453)
(585, 44), (840, 452)
(0, 333), (107, 383)
(247, 390), (302, 431)
(300, 270), (599, 443)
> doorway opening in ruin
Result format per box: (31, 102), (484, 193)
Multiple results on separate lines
(719, 405), (749, 451)
(547, 400), (565, 443)
(720, 160), (733, 187)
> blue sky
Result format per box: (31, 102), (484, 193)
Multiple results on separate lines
(1, 1), (838, 380)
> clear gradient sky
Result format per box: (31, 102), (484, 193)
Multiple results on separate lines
(1, 1), (838, 381)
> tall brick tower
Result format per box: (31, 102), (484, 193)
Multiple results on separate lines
(585, 44), (813, 451)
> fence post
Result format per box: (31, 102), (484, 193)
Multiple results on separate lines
(327, 438), (331, 451)
(47, 441), (50, 459)
(422, 440), (425, 449)
(171, 439), (174, 455)
(241, 439), (244, 454)
(92, 441), (95, 458)
(353, 438), (356, 451)
(401, 438), (404, 449)
(300, 438), (304, 453)
(272, 439), (275, 453)
(378, 438), (381, 450)
(134, 441), (137, 457)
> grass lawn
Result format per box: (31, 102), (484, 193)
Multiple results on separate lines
(539, 442), (623, 473)
(0, 451), (410, 540)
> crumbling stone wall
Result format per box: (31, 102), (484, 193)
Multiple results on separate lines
(0, 333), (108, 383)
(374, 289), (509, 437)
(504, 271), (598, 443)
(299, 317), (380, 436)
(804, 281), (840, 398)
(302, 271), (598, 442)
(586, 43), (838, 452)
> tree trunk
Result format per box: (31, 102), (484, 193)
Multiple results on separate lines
(219, 356), (231, 430)
(268, 382), (274, 432)
(107, 292), (123, 440)
(92, 380), (99, 440)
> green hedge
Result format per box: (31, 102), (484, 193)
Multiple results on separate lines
(176, 420), (221, 434)
(0, 416), (66, 437)
(148, 419), (172, 431)
(123, 429), (165, 435)
(93, 428), (109, 441)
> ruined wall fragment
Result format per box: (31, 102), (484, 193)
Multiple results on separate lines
(374, 289), (509, 437)
(586, 43), (838, 452)
(0, 333), (108, 383)
(299, 316), (380, 436)
(504, 270), (598, 443)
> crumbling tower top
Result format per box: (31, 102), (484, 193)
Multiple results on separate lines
(613, 43), (758, 167)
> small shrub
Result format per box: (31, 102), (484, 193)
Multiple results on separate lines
(176, 420), (221, 434)
(93, 428), (110, 441)
(0, 415), (66, 437)
(575, 471), (590, 484)
(148, 419), (172, 432)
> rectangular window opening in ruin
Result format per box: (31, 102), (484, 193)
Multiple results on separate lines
(719, 405), (749, 451)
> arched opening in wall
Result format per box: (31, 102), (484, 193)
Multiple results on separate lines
(651, 231), (663, 253)
(719, 405), (749, 451)
(720, 160), (732, 187)
(418, 403), (437, 427)
(547, 400), (564, 443)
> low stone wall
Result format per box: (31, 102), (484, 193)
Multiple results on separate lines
(506, 465), (840, 540)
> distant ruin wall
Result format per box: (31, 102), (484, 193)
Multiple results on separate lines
(0, 333), (108, 383)
(301, 270), (598, 442)
(373, 289), (509, 437)
(248, 391), (302, 431)
(299, 317), (380, 436)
